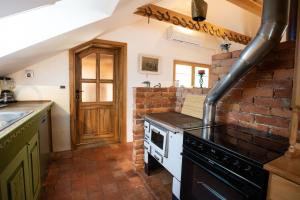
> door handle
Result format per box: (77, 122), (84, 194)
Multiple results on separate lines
(197, 181), (227, 200)
(76, 90), (83, 93)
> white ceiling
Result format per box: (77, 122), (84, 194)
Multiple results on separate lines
(0, 0), (260, 76)
(0, 0), (61, 18)
(0, 0), (159, 75)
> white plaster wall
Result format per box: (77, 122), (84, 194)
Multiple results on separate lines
(99, 20), (223, 143)
(10, 1), (260, 151)
(10, 52), (71, 152)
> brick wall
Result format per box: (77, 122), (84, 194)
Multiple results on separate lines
(132, 41), (296, 169)
(132, 87), (176, 169)
(212, 41), (295, 137)
(175, 87), (210, 113)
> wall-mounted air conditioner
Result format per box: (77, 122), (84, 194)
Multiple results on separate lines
(167, 26), (202, 46)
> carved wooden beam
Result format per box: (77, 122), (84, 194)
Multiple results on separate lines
(134, 4), (252, 45)
(226, 0), (262, 16)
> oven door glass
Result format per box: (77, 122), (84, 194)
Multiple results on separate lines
(181, 154), (251, 200)
(151, 129), (164, 150)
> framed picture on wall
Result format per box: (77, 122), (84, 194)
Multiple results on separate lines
(139, 54), (161, 74)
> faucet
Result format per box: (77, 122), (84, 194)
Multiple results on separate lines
(153, 83), (161, 88)
(142, 81), (151, 88)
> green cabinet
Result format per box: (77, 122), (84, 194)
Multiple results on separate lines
(27, 134), (40, 200)
(0, 145), (31, 200)
(0, 113), (44, 200)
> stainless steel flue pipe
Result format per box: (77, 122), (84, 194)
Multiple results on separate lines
(203, 0), (290, 127)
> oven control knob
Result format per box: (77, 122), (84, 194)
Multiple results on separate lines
(185, 138), (190, 144)
(191, 141), (196, 146)
(222, 156), (229, 162)
(244, 166), (252, 172)
(233, 160), (240, 167)
(197, 144), (204, 151)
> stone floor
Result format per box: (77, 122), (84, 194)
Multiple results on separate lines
(41, 143), (172, 200)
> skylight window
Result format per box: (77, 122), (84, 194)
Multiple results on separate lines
(0, 0), (119, 58)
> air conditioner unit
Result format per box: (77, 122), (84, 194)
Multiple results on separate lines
(167, 26), (202, 46)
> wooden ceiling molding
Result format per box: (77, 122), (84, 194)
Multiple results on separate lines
(226, 0), (262, 16)
(134, 4), (252, 45)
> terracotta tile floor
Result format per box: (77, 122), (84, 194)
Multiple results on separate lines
(41, 143), (172, 200)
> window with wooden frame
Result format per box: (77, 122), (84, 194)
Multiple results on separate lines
(173, 60), (210, 88)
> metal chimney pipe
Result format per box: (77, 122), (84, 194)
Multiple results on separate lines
(287, 0), (298, 41)
(203, 0), (290, 127)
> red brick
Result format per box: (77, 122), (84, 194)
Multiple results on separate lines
(274, 88), (292, 98)
(255, 115), (290, 128)
(212, 52), (232, 60)
(257, 80), (292, 89)
(243, 71), (274, 81)
(217, 103), (240, 112)
(228, 112), (254, 123)
(269, 127), (289, 137)
(273, 69), (294, 80)
(212, 58), (234, 68)
(238, 121), (269, 132)
(240, 104), (270, 115)
(254, 97), (291, 108)
(135, 87), (152, 92)
(214, 65), (231, 74)
(243, 88), (273, 97)
(232, 50), (242, 58)
(270, 108), (292, 118)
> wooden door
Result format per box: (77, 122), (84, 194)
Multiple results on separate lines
(75, 48), (119, 145)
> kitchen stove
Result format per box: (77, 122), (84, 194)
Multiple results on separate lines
(181, 124), (289, 200)
(144, 112), (210, 200)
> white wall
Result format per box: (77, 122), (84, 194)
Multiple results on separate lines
(10, 1), (260, 151)
(10, 52), (71, 152)
(99, 18), (259, 143)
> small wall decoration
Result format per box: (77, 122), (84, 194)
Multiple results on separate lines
(139, 54), (161, 74)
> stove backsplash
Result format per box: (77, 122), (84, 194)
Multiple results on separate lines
(132, 41), (297, 169)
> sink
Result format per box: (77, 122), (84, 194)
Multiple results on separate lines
(0, 111), (32, 131)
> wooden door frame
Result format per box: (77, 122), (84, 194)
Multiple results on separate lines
(69, 39), (127, 149)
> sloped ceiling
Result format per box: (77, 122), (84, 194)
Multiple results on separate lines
(0, 0), (159, 75)
(0, 0), (259, 76)
(0, 0), (61, 18)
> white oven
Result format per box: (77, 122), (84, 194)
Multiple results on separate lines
(149, 124), (168, 159)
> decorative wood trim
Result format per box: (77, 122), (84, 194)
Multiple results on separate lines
(69, 39), (128, 149)
(134, 4), (252, 45)
(226, 0), (262, 16)
(286, 1), (300, 157)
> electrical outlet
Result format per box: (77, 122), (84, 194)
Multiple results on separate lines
(25, 70), (34, 79)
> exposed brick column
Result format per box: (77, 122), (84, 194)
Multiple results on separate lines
(132, 87), (176, 169)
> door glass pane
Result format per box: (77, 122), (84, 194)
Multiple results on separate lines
(175, 64), (192, 87)
(194, 67), (209, 88)
(100, 54), (114, 80)
(82, 83), (96, 102)
(100, 83), (113, 102)
(81, 53), (96, 79)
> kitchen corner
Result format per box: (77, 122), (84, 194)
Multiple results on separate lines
(0, 101), (53, 200)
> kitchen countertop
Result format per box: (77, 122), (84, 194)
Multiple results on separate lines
(145, 112), (203, 131)
(0, 101), (53, 140)
(264, 155), (300, 185)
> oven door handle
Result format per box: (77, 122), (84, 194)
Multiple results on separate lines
(197, 181), (227, 200)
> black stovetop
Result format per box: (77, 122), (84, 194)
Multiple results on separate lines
(185, 124), (289, 165)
